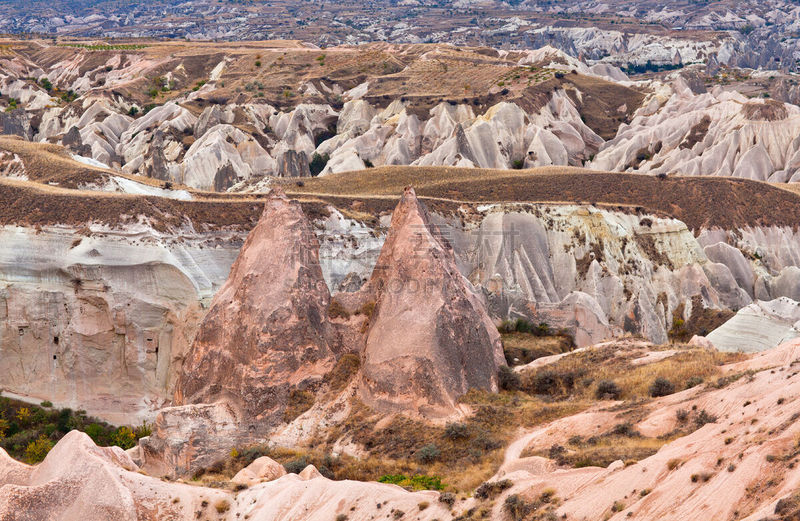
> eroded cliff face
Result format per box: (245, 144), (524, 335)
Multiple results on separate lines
(0, 224), (243, 423)
(3, 199), (800, 425)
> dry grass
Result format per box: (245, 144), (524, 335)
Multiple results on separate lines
(283, 389), (316, 423)
(194, 342), (747, 492)
(283, 166), (800, 231)
(531, 429), (677, 468)
(520, 342), (745, 401)
(502, 333), (573, 366)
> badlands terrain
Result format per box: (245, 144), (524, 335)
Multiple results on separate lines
(1, 31), (800, 521)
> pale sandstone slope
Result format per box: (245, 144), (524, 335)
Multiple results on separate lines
(0, 431), (451, 521)
(486, 338), (800, 521)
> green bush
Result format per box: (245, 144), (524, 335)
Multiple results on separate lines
(444, 422), (469, 440)
(25, 435), (53, 464)
(378, 474), (445, 491)
(111, 426), (136, 449)
(284, 458), (309, 474)
(309, 152), (330, 176)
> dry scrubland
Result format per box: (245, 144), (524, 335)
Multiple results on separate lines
(1, 141), (798, 501)
(5, 38), (643, 134)
(188, 333), (746, 494)
(3, 137), (800, 232)
(284, 165), (800, 230)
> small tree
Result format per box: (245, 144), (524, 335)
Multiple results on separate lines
(25, 435), (53, 464)
(111, 426), (136, 449)
(309, 152), (329, 176)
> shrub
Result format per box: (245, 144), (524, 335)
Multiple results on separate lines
(284, 389), (315, 422)
(84, 423), (103, 442)
(611, 423), (639, 437)
(128, 106), (139, 117)
(418, 502), (429, 511)
(415, 444), (440, 463)
(134, 420), (152, 438)
(439, 492), (456, 506)
(531, 369), (560, 395)
(685, 376), (704, 389)
(649, 378), (675, 397)
(378, 474), (445, 491)
(675, 409), (689, 423)
(328, 299), (350, 320)
(111, 426), (136, 449)
(40, 401), (53, 408)
(214, 499), (230, 513)
(309, 152), (330, 176)
(498, 366), (520, 391)
(595, 380), (622, 400)
(474, 479), (512, 499)
(25, 435), (53, 464)
(667, 458), (682, 470)
(284, 457), (309, 474)
(694, 410), (717, 427)
(503, 494), (533, 521)
(444, 422), (469, 440)
(16, 407), (31, 425)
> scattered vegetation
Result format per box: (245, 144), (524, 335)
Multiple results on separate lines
(0, 396), (150, 463)
(519, 343), (739, 401)
(284, 389), (316, 422)
(499, 319), (573, 367)
(58, 43), (148, 51)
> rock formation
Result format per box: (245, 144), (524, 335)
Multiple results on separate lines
(357, 187), (505, 417)
(0, 430), (451, 521)
(592, 80), (800, 182)
(707, 297), (800, 352)
(174, 187), (337, 428)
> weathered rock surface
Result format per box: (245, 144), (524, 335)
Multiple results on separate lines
(357, 188), (504, 417)
(592, 80), (800, 182)
(707, 297), (800, 352)
(489, 338), (800, 521)
(174, 188), (337, 427)
(0, 430), (451, 521)
(231, 456), (286, 486)
(0, 223), (243, 424)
